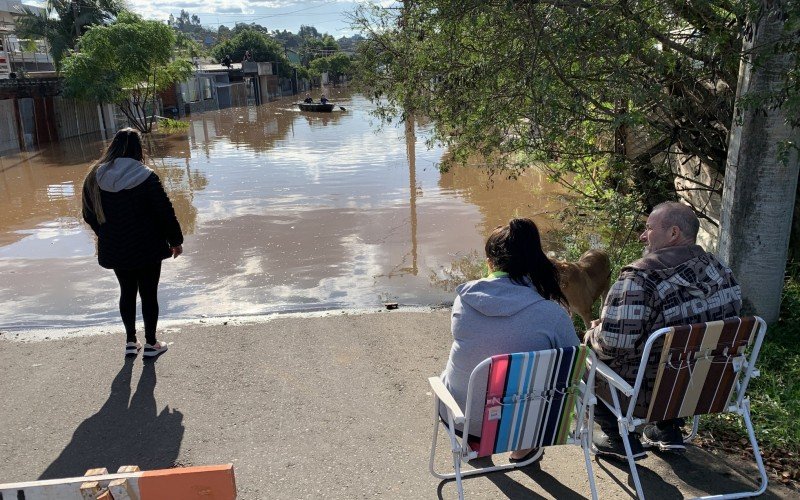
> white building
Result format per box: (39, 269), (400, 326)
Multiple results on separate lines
(0, 0), (54, 78)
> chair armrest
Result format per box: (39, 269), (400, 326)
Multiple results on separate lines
(591, 358), (635, 397)
(428, 377), (465, 425)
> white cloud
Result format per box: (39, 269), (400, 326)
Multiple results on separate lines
(125, 0), (255, 20)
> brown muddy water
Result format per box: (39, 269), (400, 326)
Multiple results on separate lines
(0, 90), (568, 332)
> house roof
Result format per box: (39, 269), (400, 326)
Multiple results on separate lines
(197, 62), (242, 72)
(0, 0), (41, 16)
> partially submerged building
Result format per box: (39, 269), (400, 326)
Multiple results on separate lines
(0, 0), (54, 78)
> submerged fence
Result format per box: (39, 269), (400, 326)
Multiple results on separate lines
(53, 97), (105, 139)
(0, 94), (120, 155)
(0, 73), (308, 155)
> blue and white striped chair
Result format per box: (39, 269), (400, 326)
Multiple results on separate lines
(428, 345), (598, 499)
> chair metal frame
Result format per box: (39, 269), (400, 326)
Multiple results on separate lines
(592, 316), (768, 499)
(428, 347), (599, 500)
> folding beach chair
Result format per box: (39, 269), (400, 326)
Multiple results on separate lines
(428, 345), (598, 500)
(592, 316), (768, 499)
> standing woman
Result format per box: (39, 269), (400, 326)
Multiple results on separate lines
(82, 128), (183, 358)
(440, 218), (577, 460)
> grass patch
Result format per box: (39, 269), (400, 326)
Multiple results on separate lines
(158, 118), (189, 132)
(429, 251), (486, 292)
(702, 277), (800, 455)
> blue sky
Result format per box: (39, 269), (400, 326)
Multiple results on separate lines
(28, 0), (395, 37)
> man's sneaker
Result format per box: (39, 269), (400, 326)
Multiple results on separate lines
(592, 430), (647, 461)
(125, 341), (142, 356)
(143, 341), (168, 358)
(642, 424), (686, 453)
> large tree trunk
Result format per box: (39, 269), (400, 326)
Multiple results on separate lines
(718, 1), (800, 323)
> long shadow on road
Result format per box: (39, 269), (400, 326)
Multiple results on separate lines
(39, 357), (184, 479)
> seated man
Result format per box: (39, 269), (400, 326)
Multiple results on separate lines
(303, 94), (313, 103)
(585, 201), (741, 459)
(320, 95), (328, 104)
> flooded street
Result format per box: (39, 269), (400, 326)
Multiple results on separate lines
(0, 90), (568, 332)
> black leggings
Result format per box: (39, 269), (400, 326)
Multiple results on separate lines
(113, 262), (162, 345)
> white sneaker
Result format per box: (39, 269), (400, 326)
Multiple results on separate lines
(143, 341), (168, 358)
(125, 341), (142, 356)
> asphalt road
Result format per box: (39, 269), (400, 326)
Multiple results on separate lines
(0, 310), (793, 499)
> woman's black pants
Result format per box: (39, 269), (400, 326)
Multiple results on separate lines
(113, 262), (162, 345)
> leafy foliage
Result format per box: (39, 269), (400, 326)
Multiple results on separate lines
(168, 9), (203, 33)
(301, 33), (340, 66)
(174, 32), (204, 60)
(15, 0), (123, 69)
(60, 12), (192, 133)
(210, 28), (293, 77)
(703, 275), (800, 454)
(309, 53), (353, 82)
(231, 22), (272, 38)
(352, 1), (797, 224)
(158, 118), (189, 132)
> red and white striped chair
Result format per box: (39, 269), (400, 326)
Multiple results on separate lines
(428, 345), (598, 500)
(593, 316), (768, 499)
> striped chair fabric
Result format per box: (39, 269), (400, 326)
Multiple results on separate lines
(636, 317), (760, 422)
(473, 345), (589, 458)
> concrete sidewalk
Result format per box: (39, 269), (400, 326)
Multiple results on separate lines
(0, 311), (793, 499)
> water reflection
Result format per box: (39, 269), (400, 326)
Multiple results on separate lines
(0, 90), (568, 331)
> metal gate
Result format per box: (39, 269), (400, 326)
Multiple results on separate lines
(0, 99), (18, 154)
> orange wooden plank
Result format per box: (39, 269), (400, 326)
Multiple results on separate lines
(138, 464), (236, 500)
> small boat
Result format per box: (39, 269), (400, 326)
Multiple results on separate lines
(298, 102), (334, 112)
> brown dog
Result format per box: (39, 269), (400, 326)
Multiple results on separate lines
(553, 249), (612, 328)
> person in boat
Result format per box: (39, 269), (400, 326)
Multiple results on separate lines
(303, 94), (313, 103)
(320, 95), (328, 104)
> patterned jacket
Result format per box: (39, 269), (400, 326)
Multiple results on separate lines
(586, 244), (742, 409)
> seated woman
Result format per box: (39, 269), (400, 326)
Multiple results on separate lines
(440, 218), (577, 460)
(303, 94), (313, 103)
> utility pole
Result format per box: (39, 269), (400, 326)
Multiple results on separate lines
(71, 1), (80, 40)
(718, 0), (800, 322)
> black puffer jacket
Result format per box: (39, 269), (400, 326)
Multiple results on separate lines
(82, 159), (183, 270)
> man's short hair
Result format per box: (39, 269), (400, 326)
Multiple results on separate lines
(652, 201), (699, 241)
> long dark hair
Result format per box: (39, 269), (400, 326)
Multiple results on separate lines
(485, 218), (567, 305)
(84, 128), (146, 224)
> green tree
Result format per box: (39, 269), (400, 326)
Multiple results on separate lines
(231, 22), (271, 37)
(298, 25), (319, 40)
(309, 56), (330, 76)
(169, 9), (203, 33)
(301, 34), (339, 67)
(310, 53), (352, 84)
(174, 32), (204, 59)
(353, 1), (800, 321)
(60, 11), (193, 133)
(168, 11), (216, 47)
(210, 28), (293, 77)
(337, 34), (364, 53)
(218, 25), (232, 43)
(272, 29), (302, 50)
(16, 0), (123, 69)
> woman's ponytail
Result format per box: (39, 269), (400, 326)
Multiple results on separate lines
(84, 163), (106, 224)
(485, 218), (567, 306)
